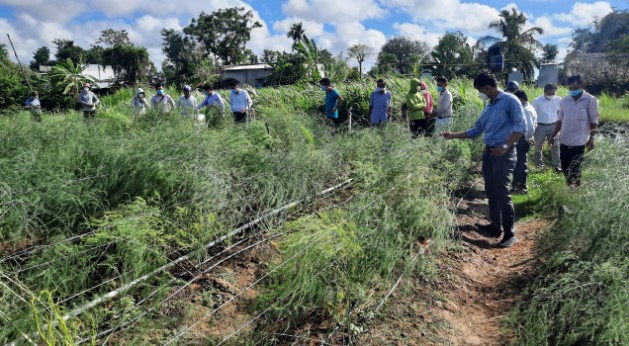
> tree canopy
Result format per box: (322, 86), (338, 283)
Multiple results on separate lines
(374, 37), (430, 75)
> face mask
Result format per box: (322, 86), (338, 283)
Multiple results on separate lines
(569, 89), (583, 97)
(376, 87), (383, 92)
(478, 92), (488, 102)
(231, 89), (238, 95)
(437, 86), (443, 92)
(157, 89), (164, 95)
(84, 87), (89, 92)
(321, 86), (327, 91)
(139, 94), (145, 99)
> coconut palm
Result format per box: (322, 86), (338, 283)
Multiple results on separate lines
(480, 8), (544, 79)
(287, 22), (305, 43)
(293, 35), (321, 80)
(48, 58), (97, 96)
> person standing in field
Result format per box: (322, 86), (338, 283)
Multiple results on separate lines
(79, 83), (100, 119)
(25, 91), (43, 122)
(151, 83), (176, 113)
(420, 81), (434, 131)
(512, 90), (537, 194)
(532, 83), (562, 171)
(177, 85), (198, 118)
(433, 76), (453, 134)
(403, 79), (427, 137)
(319, 78), (344, 128)
(131, 88), (149, 115)
(442, 71), (526, 248)
(549, 75), (599, 187)
(229, 80), (253, 123)
(368, 78), (392, 127)
(196, 84), (225, 113)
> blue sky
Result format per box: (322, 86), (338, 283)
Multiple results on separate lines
(1, 0), (627, 69)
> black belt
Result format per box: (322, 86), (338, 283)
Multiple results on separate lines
(437, 116), (452, 119)
(538, 122), (556, 125)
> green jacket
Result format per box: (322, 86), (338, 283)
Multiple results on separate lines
(405, 79), (426, 120)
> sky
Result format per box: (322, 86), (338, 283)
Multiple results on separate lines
(0, 0), (627, 71)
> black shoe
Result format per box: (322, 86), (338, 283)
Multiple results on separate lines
(474, 223), (501, 238)
(498, 235), (517, 248)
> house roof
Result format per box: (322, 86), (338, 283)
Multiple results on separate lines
(221, 64), (272, 71)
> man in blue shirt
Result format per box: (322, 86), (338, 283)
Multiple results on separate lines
(442, 71), (526, 247)
(196, 84), (225, 113)
(319, 78), (344, 128)
(369, 79), (392, 126)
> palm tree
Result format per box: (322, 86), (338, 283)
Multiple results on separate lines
(287, 22), (305, 44)
(480, 8), (544, 79)
(48, 58), (97, 96)
(293, 35), (321, 80)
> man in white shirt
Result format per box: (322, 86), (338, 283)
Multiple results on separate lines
(532, 83), (562, 171)
(512, 90), (537, 193)
(433, 76), (453, 134)
(131, 88), (149, 115)
(177, 85), (198, 117)
(151, 83), (176, 113)
(25, 91), (43, 121)
(79, 83), (100, 119)
(228, 80), (252, 123)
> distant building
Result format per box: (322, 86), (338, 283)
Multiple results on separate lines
(221, 64), (273, 87)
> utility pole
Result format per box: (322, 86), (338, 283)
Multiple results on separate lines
(6, 33), (33, 92)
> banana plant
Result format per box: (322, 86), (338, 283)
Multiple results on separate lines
(48, 58), (97, 97)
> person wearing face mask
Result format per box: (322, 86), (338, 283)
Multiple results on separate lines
(512, 90), (537, 194)
(442, 70), (526, 248)
(177, 85), (198, 117)
(549, 75), (599, 187)
(319, 78), (344, 128)
(419, 81), (434, 128)
(532, 83), (562, 171)
(131, 88), (149, 115)
(79, 83), (100, 119)
(403, 79), (427, 137)
(25, 91), (43, 122)
(196, 84), (225, 114)
(228, 80), (253, 123)
(150, 83), (176, 113)
(368, 79), (392, 127)
(433, 76), (453, 135)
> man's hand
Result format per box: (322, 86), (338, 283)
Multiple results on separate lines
(587, 138), (595, 151)
(490, 147), (507, 156)
(548, 136), (555, 146)
(528, 138), (536, 146)
(442, 132), (454, 140)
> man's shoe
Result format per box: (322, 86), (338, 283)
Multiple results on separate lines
(474, 223), (501, 238)
(498, 235), (517, 248)
(553, 166), (563, 173)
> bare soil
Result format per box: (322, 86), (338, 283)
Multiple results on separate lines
(357, 181), (550, 346)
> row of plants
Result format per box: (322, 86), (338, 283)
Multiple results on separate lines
(508, 138), (629, 345)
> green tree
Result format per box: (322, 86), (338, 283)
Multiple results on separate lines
(32, 46), (51, 68)
(540, 43), (559, 64)
(479, 8), (544, 79)
(96, 29), (131, 47)
(0, 57), (32, 109)
(287, 22), (305, 43)
(262, 49), (281, 64)
(53, 39), (85, 63)
(102, 44), (150, 84)
(161, 28), (204, 84)
(347, 44), (373, 76)
(430, 31), (474, 79)
(48, 58), (96, 96)
(0, 43), (9, 62)
(293, 35), (321, 80)
(183, 7), (262, 65)
(375, 37), (430, 75)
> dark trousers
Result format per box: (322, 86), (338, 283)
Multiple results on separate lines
(83, 111), (96, 119)
(409, 119), (428, 138)
(560, 144), (585, 186)
(233, 111), (247, 123)
(482, 146), (517, 235)
(512, 137), (530, 189)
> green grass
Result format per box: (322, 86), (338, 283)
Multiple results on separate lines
(512, 170), (563, 220)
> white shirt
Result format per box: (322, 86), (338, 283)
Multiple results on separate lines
(177, 95), (198, 116)
(151, 94), (176, 112)
(532, 95), (561, 124)
(522, 102), (538, 140)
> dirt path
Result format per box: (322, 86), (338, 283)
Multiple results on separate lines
(358, 180), (549, 346)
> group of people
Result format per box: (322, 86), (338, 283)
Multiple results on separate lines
(443, 71), (598, 248)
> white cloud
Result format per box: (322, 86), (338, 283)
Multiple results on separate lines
(392, 22), (442, 48)
(282, 0), (388, 23)
(530, 16), (571, 37)
(554, 1), (613, 25)
(272, 17), (325, 38)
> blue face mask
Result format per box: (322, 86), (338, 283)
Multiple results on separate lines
(321, 86), (327, 91)
(569, 89), (583, 97)
(156, 89), (164, 95)
(375, 87), (382, 92)
(437, 86), (443, 92)
(231, 89), (238, 95)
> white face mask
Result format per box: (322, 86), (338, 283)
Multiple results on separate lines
(84, 87), (90, 92)
(478, 92), (489, 102)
